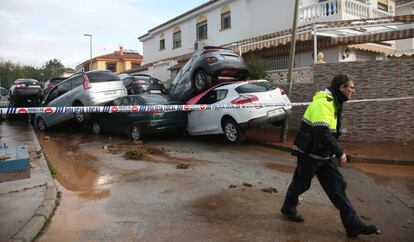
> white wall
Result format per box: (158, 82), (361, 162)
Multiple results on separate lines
(395, 4), (414, 53)
(140, 0), (295, 64)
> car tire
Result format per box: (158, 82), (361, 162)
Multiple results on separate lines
(222, 118), (245, 144)
(36, 118), (47, 132)
(74, 103), (90, 124)
(192, 69), (212, 93)
(91, 122), (101, 135)
(128, 123), (142, 141)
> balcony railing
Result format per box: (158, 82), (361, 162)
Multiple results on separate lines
(300, 0), (393, 24)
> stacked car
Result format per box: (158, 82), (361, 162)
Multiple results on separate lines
(27, 46), (291, 143)
(8, 78), (43, 107)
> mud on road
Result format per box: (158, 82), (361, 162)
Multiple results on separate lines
(35, 129), (413, 242)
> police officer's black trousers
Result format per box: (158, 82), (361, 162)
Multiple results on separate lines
(281, 155), (364, 233)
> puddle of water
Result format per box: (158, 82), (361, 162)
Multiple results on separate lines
(351, 163), (414, 180)
(39, 182), (114, 242)
(36, 132), (110, 199)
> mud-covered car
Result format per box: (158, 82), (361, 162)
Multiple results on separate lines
(35, 70), (127, 131)
(169, 46), (249, 102)
(8, 78), (42, 107)
(90, 94), (187, 140)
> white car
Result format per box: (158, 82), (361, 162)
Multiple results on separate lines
(35, 70), (127, 131)
(187, 80), (292, 143)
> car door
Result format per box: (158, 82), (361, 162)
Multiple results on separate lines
(187, 89), (222, 134)
(50, 80), (73, 124)
(201, 89), (228, 133)
(100, 97), (130, 134)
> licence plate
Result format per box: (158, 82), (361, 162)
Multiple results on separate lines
(267, 109), (284, 117)
(223, 55), (239, 60)
(149, 90), (161, 94)
(28, 85), (40, 88)
(104, 91), (117, 96)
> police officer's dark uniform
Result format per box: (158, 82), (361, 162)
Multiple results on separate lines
(280, 76), (380, 237)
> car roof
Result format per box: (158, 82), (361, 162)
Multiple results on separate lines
(14, 78), (38, 83)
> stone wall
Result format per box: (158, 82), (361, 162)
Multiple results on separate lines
(284, 59), (414, 142)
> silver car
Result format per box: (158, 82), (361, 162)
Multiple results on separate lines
(35, 70), (127, 131)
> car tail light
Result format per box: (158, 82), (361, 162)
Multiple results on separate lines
(280, 88), (286, 95)
(231, 94), (259, 104)
(82, 73), (92, 90)
(15, 83), (26, 88)
(206, 57), (218, 63)
(201, 49), (219, 55)
(220, 69), (238, 76)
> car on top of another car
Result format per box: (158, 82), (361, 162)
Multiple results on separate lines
(169, 46), (249, 102)
(186, 79), (292, 143)
(35, 70), (127, 131)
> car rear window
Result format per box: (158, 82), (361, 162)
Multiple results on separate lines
(235, 82), (277, 94)
(138, 94), (175, 104)
(87, 72), (120, 83)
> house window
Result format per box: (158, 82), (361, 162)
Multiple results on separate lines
(264, 56), (289, 70)
(196, 16), (208, 40)
(377, 3), (388, 11)
(355, 50), (377, 61)
(173, 27), (181, 48)
(221, 6), (231, 30)
(106, 63), (116, 72)
(159, 33), (165, 50)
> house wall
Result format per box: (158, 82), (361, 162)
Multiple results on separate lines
(283, 59), (414, 141)
(140, 0), (295, 64)
(395, 3), (414, 53)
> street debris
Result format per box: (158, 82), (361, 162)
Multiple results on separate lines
(229, 184), (237, 189)
(124, 150), (146, 160)
(242, 182), (252, 187)
(176, 163), (189, 169)
(260, 187), (278, 193)
(44, 136), (50, 140)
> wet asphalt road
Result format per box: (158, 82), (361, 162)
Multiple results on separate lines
(2, 120), (413, 241)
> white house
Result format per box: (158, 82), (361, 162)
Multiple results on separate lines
(138, 0), (411, 82)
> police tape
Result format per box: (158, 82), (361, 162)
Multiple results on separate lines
(0, 96), (413, 115)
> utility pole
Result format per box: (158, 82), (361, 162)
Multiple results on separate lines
(83, 34), (92, 71)
(281, 0), (300, 143)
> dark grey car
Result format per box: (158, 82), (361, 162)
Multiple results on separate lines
(169, 46), (249, 102)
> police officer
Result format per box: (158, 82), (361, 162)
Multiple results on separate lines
(280, 74), (380, 237)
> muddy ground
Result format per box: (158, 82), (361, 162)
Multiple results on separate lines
(35, 128), (413, 242)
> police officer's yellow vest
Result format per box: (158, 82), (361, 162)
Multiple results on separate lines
(303, 90), (337, 133)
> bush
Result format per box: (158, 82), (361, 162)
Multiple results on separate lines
(244, 55), (266, 79)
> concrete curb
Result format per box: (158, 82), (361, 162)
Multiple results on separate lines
(10, 124), (58, 242)
(250, 141), (414, 165)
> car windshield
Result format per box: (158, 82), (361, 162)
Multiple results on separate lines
(139, 94), (174, 104)
(87, 72), (120, 83)
(235, 82), (277, 93)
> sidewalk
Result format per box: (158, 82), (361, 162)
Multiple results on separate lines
(0, 118), (57, 242)
(246, 126), (414, 165)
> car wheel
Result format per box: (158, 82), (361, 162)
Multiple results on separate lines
(222, 118), (245, 144)
(129, 123), (142, 141)
(91, 122), (101, 135)
(74, 103), (90, 124)
(36, 118), (47, 132)
(192, 69), (212, 93)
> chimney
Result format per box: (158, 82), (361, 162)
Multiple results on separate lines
(119, 46), (124, 56)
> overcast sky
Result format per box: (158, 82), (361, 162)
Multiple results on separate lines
(0, 0), (207, 68)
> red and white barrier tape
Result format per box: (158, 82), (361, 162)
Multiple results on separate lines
(1, 96), (413, 115)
